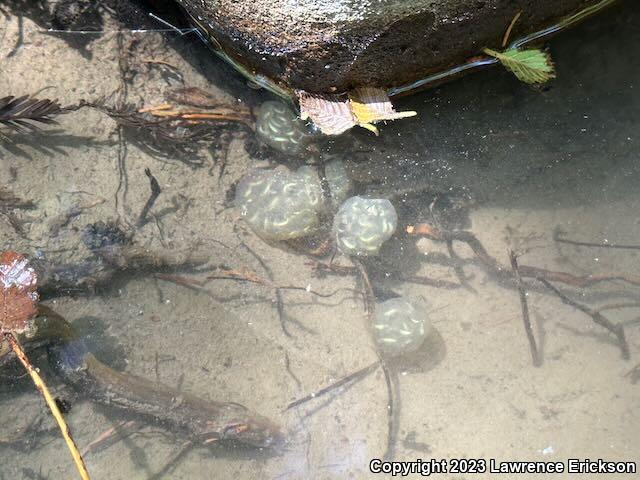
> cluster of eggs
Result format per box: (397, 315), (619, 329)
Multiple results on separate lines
(235, 166), (323, 241)
(372, 297), (432, 356)
(235, 164), (400, 254)
(251, 102), (436, 358)
(235, 160), (353, 241)
(255, 101), (314, 155)
(248, 100), (399, 253)
(332, 196), (397, 256)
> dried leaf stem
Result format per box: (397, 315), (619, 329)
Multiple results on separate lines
(4, 332), (90, 480)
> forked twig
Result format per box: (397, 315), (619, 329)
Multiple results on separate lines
(407, 224), (631, 358)
(537, 279), (630, 360)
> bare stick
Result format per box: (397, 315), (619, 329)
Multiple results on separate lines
(509, 251), (540, 366)
(554, 229), (640, 251)
(502, 11), (522, 47)
(4, 332), (91, 479)
(408, 224), (632, 358)
(408, 224), (640, 288)
(285, 361), (379, 410)
(353, 259), (375, 315)
(81, 420), (141, 457)
(379, 354), (396, 462)
(537, 279), (630, 359)
(517, 266), (640, 288)
(595, 301), (640, 314)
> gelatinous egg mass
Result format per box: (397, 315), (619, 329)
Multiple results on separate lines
(333, 196), (397, 256)
(255, 101), (313, 155)
(373, 298), (431, 356)
(235, 167), (323, 240)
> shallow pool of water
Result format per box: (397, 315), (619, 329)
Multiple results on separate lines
(0, 1), (639, 479)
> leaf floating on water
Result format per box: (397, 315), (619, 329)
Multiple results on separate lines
(349, 87), (417, 135)
(483, 47), (555, 84)
(298, 88), (416, 136)
(0, 251), (38, 334)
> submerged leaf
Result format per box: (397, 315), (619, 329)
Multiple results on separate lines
(298, 87), (416, 136)
(349, 87), (417, 135)
(483, 47), (555, 84)
(299, 92), (356, 135)
(0, 251), (38, 334)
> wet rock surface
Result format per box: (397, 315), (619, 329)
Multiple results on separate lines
(175, 0), (602, 93)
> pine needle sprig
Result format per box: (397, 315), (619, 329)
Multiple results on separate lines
(0, 95), (64, 132)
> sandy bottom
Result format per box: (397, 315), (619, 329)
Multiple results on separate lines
(0, 2), (639, 479)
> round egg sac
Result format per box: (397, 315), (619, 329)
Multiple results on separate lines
(255, 101), (313, 155)
(372, 297), (432, 356)
(235, 167), (324, 240)
(333, 196), (397, 256)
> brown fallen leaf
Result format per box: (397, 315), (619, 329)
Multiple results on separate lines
(0, 251), (38, 334)
(298, 87), (416, 135)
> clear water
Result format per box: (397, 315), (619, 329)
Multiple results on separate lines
(0, 1), (639, 479)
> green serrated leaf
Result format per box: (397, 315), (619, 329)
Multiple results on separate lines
(483, 47), (556, 84)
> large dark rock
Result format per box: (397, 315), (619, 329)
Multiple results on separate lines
(175, 0), (610, 94)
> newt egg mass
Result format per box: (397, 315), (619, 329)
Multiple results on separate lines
(235, 166), (324, 240)
(373, 298), (432, 356)
(255, 101), (313, 155)
(333, 196), (397, 256)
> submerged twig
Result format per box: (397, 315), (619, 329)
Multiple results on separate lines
(48, 199), (105, 236)
(407, 224), (631, 358)
(595, 301), (640, 314)
(285, 361), (379, 411)
(353, 259), (375, 315)
(408, 224), (640, 288)
(137, 168), (161, 228)
(166, 87), (222, 109)
(4, 333), (90, 479)
(509, 251), (540, 366)
(238, 242), (316, 337)
(37, 244), (209, 296)
(81, 420), (141, 457)
(207, 267), (358, 298)
(537, 279), (630, 360)
(379, 354), (396, 462)
(554, 229), (640, 251)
